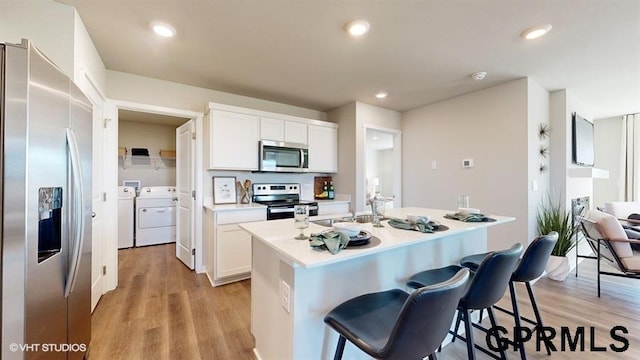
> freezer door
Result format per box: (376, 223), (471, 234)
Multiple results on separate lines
(25, 42), (70, 360)
(66, 80), (92, 360)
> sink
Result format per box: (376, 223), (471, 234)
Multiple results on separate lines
(310, 218), (352, 227)
(311, 215), (376, 227)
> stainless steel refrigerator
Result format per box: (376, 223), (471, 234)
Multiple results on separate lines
(1, 40), (92, 359)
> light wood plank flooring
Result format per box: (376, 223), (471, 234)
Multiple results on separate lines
(90, 244), (640, 359)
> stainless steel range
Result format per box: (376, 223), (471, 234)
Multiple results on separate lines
(252, 183), (318, 220)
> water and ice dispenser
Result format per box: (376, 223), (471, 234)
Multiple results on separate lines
(38, 187), (62, 263)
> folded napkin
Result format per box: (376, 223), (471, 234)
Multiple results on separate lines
(444, 213), (495, 222)
(309, 231), (350, 255)
(388, 218), (436, 233)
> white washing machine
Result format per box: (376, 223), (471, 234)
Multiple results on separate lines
(118, 186), (135, 249)
(136, 186), (177, 247)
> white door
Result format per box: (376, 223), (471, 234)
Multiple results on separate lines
(176, 120), (195, 268)
(80, 72), (106, 312)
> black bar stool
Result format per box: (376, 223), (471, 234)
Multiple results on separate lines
(459, 232), (558, 359)
(324, 268), (470, 360)
(407, 243), (523, 360)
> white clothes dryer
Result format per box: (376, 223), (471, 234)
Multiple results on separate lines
(135, 186), (177, 246)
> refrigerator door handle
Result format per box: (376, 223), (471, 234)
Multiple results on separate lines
(64, 128), (86, 298)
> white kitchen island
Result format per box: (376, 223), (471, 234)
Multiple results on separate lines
(240, 207), (515, 360)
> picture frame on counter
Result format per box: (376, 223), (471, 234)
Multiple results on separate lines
(213, 176), (237, 204)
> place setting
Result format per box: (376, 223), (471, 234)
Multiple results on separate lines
(387, 214), (449, 233)
(307, 221), (381, 255)
(444, 195), (496, 222)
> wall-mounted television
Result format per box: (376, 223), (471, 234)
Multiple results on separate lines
(572, 112), (595, 167)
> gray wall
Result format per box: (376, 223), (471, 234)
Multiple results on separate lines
(402, 78), (539, 251)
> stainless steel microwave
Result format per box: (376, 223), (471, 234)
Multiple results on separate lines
(259, 140), (309, 172)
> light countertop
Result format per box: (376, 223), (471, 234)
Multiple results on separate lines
(303, 194), (351, 204)
(203, 195), (349, 212)
(203, 198), (266, 212)
(239, 207), (515, 269)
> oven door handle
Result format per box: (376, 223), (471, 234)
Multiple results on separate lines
(269, 208), (295, 214)
(307, 205), (318, 211)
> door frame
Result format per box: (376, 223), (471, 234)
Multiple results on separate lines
(103, 100), (203, 291)
(362, 125), (402, 209)
(77, 68), (107, 311)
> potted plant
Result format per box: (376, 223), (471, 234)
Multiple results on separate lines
(537, 194), (580, 281)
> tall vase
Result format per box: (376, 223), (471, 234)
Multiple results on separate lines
(240, 190), (250, 204)
(546, 255), (570, 281)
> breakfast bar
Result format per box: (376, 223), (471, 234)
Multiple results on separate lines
(240, 207), (515, 360)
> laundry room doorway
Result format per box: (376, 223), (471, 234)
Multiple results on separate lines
(102, 101), (202, 291)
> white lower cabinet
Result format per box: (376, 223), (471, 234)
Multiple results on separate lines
(215, 224), (252, 278)
(204, 207), (266, 286)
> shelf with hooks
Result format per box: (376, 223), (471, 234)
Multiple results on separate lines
(118, 147), (176, 170)
(159, 150), (176, 159)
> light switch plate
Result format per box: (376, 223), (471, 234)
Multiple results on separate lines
(280, 280), (291, 313)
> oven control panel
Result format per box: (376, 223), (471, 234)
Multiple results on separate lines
(252, 183), (300, 196)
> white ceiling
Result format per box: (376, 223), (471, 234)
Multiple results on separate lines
(61, 0), (639, 119)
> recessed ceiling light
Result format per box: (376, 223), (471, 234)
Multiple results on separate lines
(471, 72), (487, 80)
(372, 136), (379, 140)
(521, 24), (552, 40)
(346, 20), (370, 37)
(375, 91), (388, 99)
(151, 21), (177, 37)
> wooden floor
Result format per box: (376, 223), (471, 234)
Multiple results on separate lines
(90, 244), (640, 359)
(89, 244), (253, 360)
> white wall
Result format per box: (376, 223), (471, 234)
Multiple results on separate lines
(549, 89), (595, 267)
(329, 101), (402, 211)
(550, 90), (595, 207)
(118, 120), (179, 187)
(329, 102), (357, 210)
(594, 116), (625, 207)
(106, 70), (326, 120)
(73, 11), (106, 92)
(356, 102), (402, 129)
(402, 78), (530, 251)
(0, 0), (75, 77)
(527, 79), (552, 243)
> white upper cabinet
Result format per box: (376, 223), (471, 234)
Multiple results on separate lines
(205, 102), (337, 172)
(284, 121), (308, 144)
(205, 109), (259, 170)
(260, 117), (285, 141)
(260, 117), (308, 144)
(308, 124), (338, 173)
